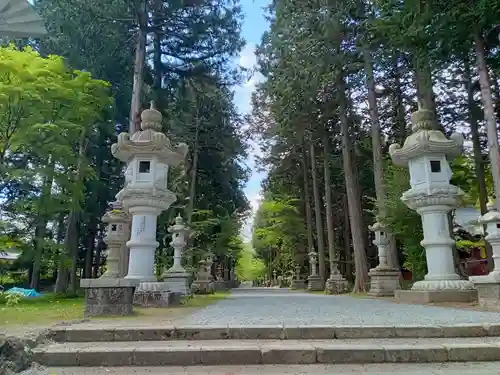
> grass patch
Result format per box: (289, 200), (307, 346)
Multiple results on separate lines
(181, 292), (230, 307)
(308, 290), (327, 295)
(0, 291), (230, 326)
(0, 293), (84, 326)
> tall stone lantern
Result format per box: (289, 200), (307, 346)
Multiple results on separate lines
(389, 108), (476, 303)
(112, 103), (188, 301)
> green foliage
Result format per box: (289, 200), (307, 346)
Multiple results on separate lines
(456, 239), (485, 253)
(235, 244), (266, 281)
(252, 196), (306, 274)
(381, 163), (426, 280)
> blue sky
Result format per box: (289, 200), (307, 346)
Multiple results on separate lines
(232, 0), (270, 241)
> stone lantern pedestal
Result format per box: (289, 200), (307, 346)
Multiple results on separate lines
(80, 278), (139, 317)
(291, 264), (304, 290)
(307, 251), (323, 291)
(112, 103), (188, 307)
(80, 202), (138, 317)
(389, 108), (476, 304)
(368, 222), (400, 297)
(471, 202), (500, 307)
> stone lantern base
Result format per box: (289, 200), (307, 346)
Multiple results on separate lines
(214, 280), (230, 292)
(191, 279), (215, 294)
(326, 274), (349, 295)
(307, 275), (323, 292)
(162, 268), (191, 296)
(80, 278), (139, 317)
(395, 278), (477, 303)
(368, 267), (400, 297)
(290, 279), (305, 290)
(133, 281), (181, 308)
(470, 275), (500, 308)
(395, 289), (477, 304)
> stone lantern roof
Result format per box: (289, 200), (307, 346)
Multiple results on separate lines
(101, 201), (130, 224)
(111, 102), (188, 166)
(389, 109), (464, 166)
(479, 199), (500, 225)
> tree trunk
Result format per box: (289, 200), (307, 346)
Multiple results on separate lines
(93, 236), (104, 278)
(413, 52), (438, 122)
(301, 141), (314, 254)
(129, 0), (147, 133)
(55, 129), (88, 293)
(310, 141), (326, 283)
(323, 133), (339, 277)
(343, 195), (353, 283)
(30, 160), (55, 291)
(474, 32), (500, 209)
(83, 228), (96, 278)
(152, 0), (163, 107)
(187, 117), (200, 225)
(464, 55), (488, 215)
(337, 73), (369, 292)
(393, 54), (407, 143)
(364, 46), (400, 271)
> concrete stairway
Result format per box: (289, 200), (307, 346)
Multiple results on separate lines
(35, 323), (500, 367)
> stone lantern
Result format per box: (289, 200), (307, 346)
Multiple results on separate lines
(272, 269), (277, 286)
(161, 215), (191, 296)
(191, 253), (215, 294)
(470, 200), (500, 307)
(307, 250), (323, 291)
(291, 264), (303, 290)
(389, 108), (476, 303)
(112, 102), (188, 303)
(367, 221), (400, 296)
(100, 201), (131, 279)
(326, 253), (349, 295)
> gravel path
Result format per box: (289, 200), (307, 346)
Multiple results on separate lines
(47, 363), (500, 374)
(181, 288), (500, 326)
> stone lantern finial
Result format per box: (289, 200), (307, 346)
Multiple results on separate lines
(410, 108), (436, 132)
(140, 101), (162, 132)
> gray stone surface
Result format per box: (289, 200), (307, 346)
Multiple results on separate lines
(82, 286), (135, 317)
(182, 289), (500, 326)
(325, 276), (349, 295)
(395, 289), (478, 304)
(475, 282), (500, 308)
(47, 323), (500, 342)
(33, 337), (500, 366)
(307, 276), (323, 291)
(367, 269), (400, 297)
(133, 290), (180, 307)
(43, 363), (500, 375)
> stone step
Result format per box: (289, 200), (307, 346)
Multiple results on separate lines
(34, 337), (500, 367)
(43, 363), (500, 375)
(47, 323), (500, 342)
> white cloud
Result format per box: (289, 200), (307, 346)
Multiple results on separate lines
(234, 43), (265, 115)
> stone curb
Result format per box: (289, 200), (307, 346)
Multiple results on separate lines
(47, 323), (500, 342)
(32, 342), (500, 366)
